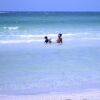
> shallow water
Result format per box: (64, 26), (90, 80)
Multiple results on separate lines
(0, 12), (100, 95)
(0, 39), (100, 95)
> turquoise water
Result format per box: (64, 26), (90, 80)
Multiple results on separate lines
(0, 12), (100, 95)
(0, 12), (100, 43)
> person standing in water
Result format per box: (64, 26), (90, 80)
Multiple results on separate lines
(56, 33), (63, 43)
(44, 36), (52, 43)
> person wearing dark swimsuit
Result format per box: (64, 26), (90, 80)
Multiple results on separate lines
(44, 36), (52, 43)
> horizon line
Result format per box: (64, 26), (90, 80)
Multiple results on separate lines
(0, 11), (100, 12)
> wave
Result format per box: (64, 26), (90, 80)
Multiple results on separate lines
(0, 40), (41, 44)
(0, 33), (100, 44)
(3, 26), (19, 30)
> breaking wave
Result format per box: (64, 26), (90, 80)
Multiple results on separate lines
(0, 33), (100, 44)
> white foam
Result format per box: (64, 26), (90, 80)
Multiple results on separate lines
(3, 26), (19, 30)
(0, 39), (43, 44)
(0, 33), (100, 44)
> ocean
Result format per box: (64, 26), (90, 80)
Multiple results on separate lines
(0, 12), (100, 43)
(0, 12), (100, 95)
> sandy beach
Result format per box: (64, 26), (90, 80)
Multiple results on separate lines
(0, 91), (100, 100)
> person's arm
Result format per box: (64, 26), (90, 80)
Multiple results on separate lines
(60, 38), (63, 43)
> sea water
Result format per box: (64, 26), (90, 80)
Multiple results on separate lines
(0, 12), (100, 95)
(0, 12), (100, 43)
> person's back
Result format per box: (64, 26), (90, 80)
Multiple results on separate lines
(56, 33), (63, 43)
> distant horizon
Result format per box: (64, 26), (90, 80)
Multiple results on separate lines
(0, 11), (100, 12)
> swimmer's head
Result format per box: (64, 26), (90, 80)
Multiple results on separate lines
(58, 33), (62, 37)
(44, 36), (48, 39)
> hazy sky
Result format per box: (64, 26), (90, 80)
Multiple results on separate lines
(0, 0), (100, 11)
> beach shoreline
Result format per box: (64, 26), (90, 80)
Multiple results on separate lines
(0, 90), (100, 100)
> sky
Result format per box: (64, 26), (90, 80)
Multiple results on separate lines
(0, 0), (100, 11)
